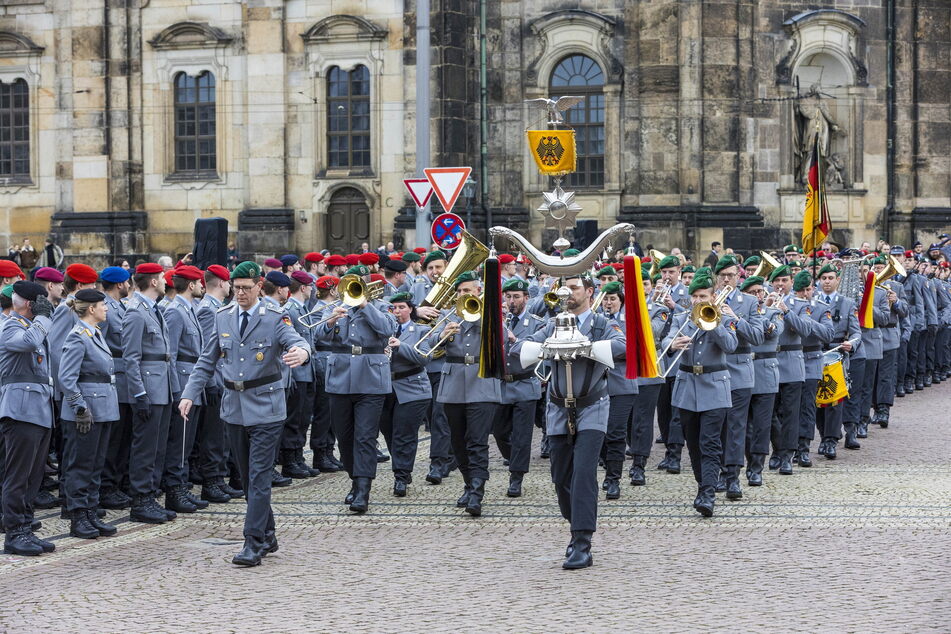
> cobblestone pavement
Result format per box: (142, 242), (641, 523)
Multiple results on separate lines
(2, 383), (950, 632)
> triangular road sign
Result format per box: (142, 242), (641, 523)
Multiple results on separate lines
(403, 178), (434, 208)
(424, 167), (472, 213)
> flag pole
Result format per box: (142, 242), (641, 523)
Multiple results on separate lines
(811, 119), (822, 284)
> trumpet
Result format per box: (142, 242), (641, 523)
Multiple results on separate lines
(658, 285), (732, 378)
(649, 282), (671, 306)
(414, 294), (483, 357)
(301, 274), (383, 328)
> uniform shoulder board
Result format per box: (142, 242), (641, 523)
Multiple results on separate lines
(529, 313), (546, 322)
(266, 303), (284, 314)
(16, 317), (28, 327)
(216, 303), (233, 313)
(813, 298), (830, 308)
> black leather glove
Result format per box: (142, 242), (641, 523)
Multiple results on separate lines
(75, 407), (94, 434)
(134, 394), (151, 421)
(30, 295), (53, 318)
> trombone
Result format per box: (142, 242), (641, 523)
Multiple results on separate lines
(414, 294), (483, 357)
(658, 285), (733, 378)
(300, 274), (383, 328)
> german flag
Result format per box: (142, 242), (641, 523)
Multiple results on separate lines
(801, 132), (831, 254)
(623, 255), (658, 379)
(858, 271), (875, 329)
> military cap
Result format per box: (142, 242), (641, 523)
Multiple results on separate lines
(75, 289), (106, 303)
(401, 251), (421, 263)
(743, 255), (761, 268)
(890, 245), (905, 256)
(452, 271), (478, 289)
(783, 244), (798, 253)
(0, 260), (24, 279)
(562, 249), (580, 257)
(0, 284), (12, 299)
(290, 270), (313, 286)
(498, 254), (516, 264)
(359, 253), (379, 266)
(681, 265), (696, 274)
(389, 292), (414, 305)
(641, 266), (651, 280)
(929, 244), (941, 252)
(344, 254), (360, 266)
(264, 258), (282, 268)
(206, 265), (230, 282)
(315, 275), (338, 289)
(12, 280), (47, 301)
(596, 266), (617, 277)
(768, 264), (791, 282)
(304, 252), (323, 263)
(789, 260), (803, 268)
(163, 270), (175, 287)
(739, 275), (764, 292)
(413, 247), (427, 255)
(173, 265), (203, 281)
(346, 265), (371, 277)
(325, 255), (346, 267)
(658, 255), (681, 270)
(280, 254), (299, 267)
(695, 266), (712, 277)
(231, 261), (262, 279)
(265, 271), (291, 287)
(99, 266), (130, 284)
(818, 263), (839, 277)
(793, 270), (813, 291)
(714, 255), (739, 274)
(600, 281), (622, 295)
(34, 267), (64, 283)
(383, 260), (408, 273)
(502, 278), (529, 293)
(66, 263), (98, 284)
(688, 274), (714, 294)
(135, 263), (163, 275)
(424, 250), (448, 266)
(870, 255), (887, 266)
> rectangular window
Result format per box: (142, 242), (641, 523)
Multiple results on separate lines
(0, 79), (30, 180)
(326, 65), (371, 172)
(174, 71), (216, 178)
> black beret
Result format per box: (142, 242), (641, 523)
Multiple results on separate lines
(75, 289), (106, 303)
(383, 260), (407, 273)
(12, 281), (47, 301)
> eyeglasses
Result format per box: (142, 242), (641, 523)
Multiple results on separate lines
(233, 285), (256, 293)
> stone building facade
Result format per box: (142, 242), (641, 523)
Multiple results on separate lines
(0, 0), (948, 264)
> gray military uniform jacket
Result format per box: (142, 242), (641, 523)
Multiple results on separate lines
(284, 296), (316, 383)
(775, 295), (828, 383)
(122, 292), (173, 406)
(904, 274), (926, 332)
(798, 297), (834, 380)
(165, 294), (205, 402)
(670, 282), (691, 310)
(318, 299), (397, 395)
(662, 313), (738, 412)
(859, 289), (890, 361)
(182, 299), (310, 426)
(752, 306), (785, 395)
(100, 295), (131, 404)
(637, 302), (671, 388)
(819, 292), (862, 368)
(724, 288), (766, 391)
(195, 294), (225, 390)
(390, 321), (432, 404)
(47, 299), (78, 400)
(922, 276), (939, 327)
(603, 312), (639, 397)
(881, 279), (908, 351)
(58, 323), (120, 423)
(0, 313), (53, 428)
(410, 278), (435, 306)
(432, 315), (502, 404)
(501, 308), (546, 404)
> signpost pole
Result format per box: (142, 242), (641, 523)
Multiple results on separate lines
(415, 0), (431, 248)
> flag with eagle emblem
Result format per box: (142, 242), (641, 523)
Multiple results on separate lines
(526, 129), (576, 176)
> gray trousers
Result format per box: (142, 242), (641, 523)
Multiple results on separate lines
(679, 407), (726, 495)
(380, 395), (427, 481)
(549, 429), (604, 533)
(721, 388), (752, 467)
(197, 388), (228, 481)
(906, 330), (922, 383)
(62, 419), (114, 511)
(330, 394), (385, 480)
(130, 404), (172, 498)
(746, 393), (775, 457)
(282, 381), (314, 451)
(657, 377), (684, 447)
(629, 383), (662, 459)
(860, 357), (879, 420)
(226, 422), (281, 541)
(427, 372), (453, 469)
(603, 394), (636, 465)
(164, 395), (199, 489)
(494, 400), (537, 474)
(444, 402), (496, 483)
(799, 378), (819, 443)
(0, 420), (50, 531)
(843, 357), (867, 425)
(775, 382), (803, 453)
(924, 325), (937, 374)
(102, 403), (132, 493)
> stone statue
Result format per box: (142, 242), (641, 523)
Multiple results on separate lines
(794, 87), (846, 185)
(825, 153), (845, 189)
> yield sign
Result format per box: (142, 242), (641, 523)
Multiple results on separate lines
(403, 178), (433, 208)
(424, 166), (472, 213)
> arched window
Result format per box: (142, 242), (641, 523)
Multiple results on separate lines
(174, 71), (216, 175)
(327, 65), (370, 171)
(0, 79), (29, 178)
(550, 55), (604, 189)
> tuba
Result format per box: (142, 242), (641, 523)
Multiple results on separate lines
(874, 254), (906, 290)
(752, 250), (782, 280)
(418, 230), (489, 321)
(648, 249), (666, 280)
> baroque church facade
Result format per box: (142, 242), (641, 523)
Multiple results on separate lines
(0, 0), (948, 263)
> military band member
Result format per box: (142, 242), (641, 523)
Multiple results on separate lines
(410, 250), (447, 306)
(325, 254), (347, 278)
(429, 272), (500, 517)
(655, 255), (690, 474)
(855, 262), (891, 439)
(382, 259), (408, 301)
(681, 266), (697, 289)
(662, 274), (738, 517)
(318, 264), (397, 514)
(793, 271), (833, 467)
(743, 256), (761, 280)
(902, 252), (926, 393)
(871, 256), (907, 427)
(34, 267), (64, 306)
(401, 251), (423, 287)
(309, 276), (345, 473)
(496, 278), (545, 498)
(58, 289), (120, 539)
(262, 271), (295, 487)
(179, 261), (310, 567)
(920, 260), (939, 387)
(0, 282), (55, 556)
(380, 293), (432, 496)
(0, 260), (24, 287)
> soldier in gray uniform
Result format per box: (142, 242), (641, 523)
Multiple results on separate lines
(98, 266), (134, 510)
(308, 276), (345, 473)
(380, 292), (432, 496)
(121, 262), (175, 524)
(317, 264), (397, 514)
(902, 253), (926, 393)
(58, 289), (121, 539)
(410, 250), (447, 306)
(855, 262), (891, 439)
(0, 282), (55, 556)
(655, 255), (689, 474)
(871, 256), (908, 427)
(662, 273), (738, 517)
(382, 260), (408, 301)
(791, 271), (833, 467)
(920, 260), (939, 387)
(513, 274), (625, 568)
(180, 261), (310, 567)
(261, 271), (295, 488)
(496, 279), (545, 498)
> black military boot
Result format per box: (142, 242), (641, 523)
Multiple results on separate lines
(798, 439), (812, 467)
(747, 454), (765, 486)
(232, 537), (263, 567)
(271, 467), (292, 487)
(28, 532), (55, 553)
(895, 383), (905, 397)
(562, 531), (593, 569)
(221, 479), (244, 498)
(878, 404), (891, 429)
(725, 467), (743, 500)
(86, 509), (117, 537)
(715, 471), (727, 493)
(915, 378), (925, 391)
(693, 488), (715, 517)
(655, 450), (672, 471)
(201, 480), (232, 504)
(281, 450), (311, 479)
(506, 472), (523, 498)
(825, 438), (838, 459)
(314, 449), (342, 473)
(4, 526), (43, 556)
(604, 461), (622, 500)
(70, 509), (99, 539)
(539, 433), (550, 459)
(129, 496), (167, 524)
(32, 489), (58, 510)
(857, 416), (870, 438)
(165, 487), (198, 513)
(924, 374), (932, 387)
(844, 423), (861, 449)
(262, 530), (279, 556)
(393, 479), (407, 497)
(182, 486), (209, 510)
(629, 456), (646, 486)
(768, 453), (781, 470)
(665, 446), (682, 474)
(465, 478), (485, 517)
(456, 483), (472, 508)
(344, 481), (357, 505)
(100, 489), (131, 510)
(226, 476), (245, 496)
(778, 451), (794, 475)
(348, 477), (371, 514)
(297, 449), (320, 477)
(375, 444), (390, 463)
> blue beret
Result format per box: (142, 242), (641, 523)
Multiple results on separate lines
(265, 271), (291, 287)
(99, 266), (131, 283)
(280, 254), (299, 266)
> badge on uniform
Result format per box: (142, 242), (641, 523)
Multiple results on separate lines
(255, 352), (264, 361)
(661, 313), (668, 321)
(221, 333), (230, 338)
(824, 312), (832, 320)
(805, 307), (812, 315)
(612, 324), (622, 333)
(36, 355), (43, 364)
(282, 316), (292, 326)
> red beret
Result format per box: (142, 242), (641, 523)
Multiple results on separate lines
(498, 254), (515, 264)
(65, 263), (98, 284)
(290, 270), (313, 285)
(369, 273), (385, 284)
(345, 254), (360, 266)
(163, 269), (175, 286)
(206, 264), (230, 282)
(173, 265), (203, 281)
(325, 255), (346, 267)
(34, 267), (64, 283)
(315, 275), (338, 289)
(0, 260), (24, 279)
(264, 258), (282, 268)
(359, 253), (379, 266)
(135, 263), (163, 275)
(304, 252), (324, 263)
(904, 250), (914, 258)
(413, 247), (427, 254)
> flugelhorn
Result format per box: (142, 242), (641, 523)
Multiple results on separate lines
(301, 274), (383, 328)
(414, 294), (483, 357)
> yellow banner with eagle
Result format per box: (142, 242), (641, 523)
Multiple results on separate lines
(526, 130), (576, 176)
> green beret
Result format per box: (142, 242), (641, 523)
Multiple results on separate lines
(423, 250), (447, 266)
(714, 255), (739, 274)
(452, 271), (478, 289)
(650, 273), (661, 283)
(0, 284), (12, 299)
(818, 263), (839, 277)
(695, 266), (712, 277)
(502, 278), (530, 293)
(783, 244), (798, 253)
(231, 261), (262, 280)
(562, 248), (580, 257)
(688, 274), (714, 295)
(870, 255), (887, 266)
(640, 266), (651, 280)
(658, 255), (681, 270)
(681, 265), (696, 274)
(600, 281), (622, 295)
(739, 275), (764, 292)
(768, 264), (791, 282)
(389, 292), (414, 304)
(792, 271), (813, 291)
(346, 265), (371, 277)
(743, 255), (761, 268)
(596, 266), (617, 277)
(789, 260), (803, 268)
(401, 252), (421, 263)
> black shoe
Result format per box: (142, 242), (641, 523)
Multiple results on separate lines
(271, 468), (292, 488)
(844, 425), (861, 450)
(562, 531), (593, 569)
(798, 450), (812, 468)
(817, 440), (829, 456)
(856, 419), (869, 438)
(768, 454), (781, 470)
(656, 456), (671, 471)
(779, 454), (794, 475)
(151, 497), (177, 520)
(183, 488), (209, 510)
(227, 478), (245, 495)
(345, 483), (356, 506)
(629, 465), (646, 486)
(232, 538), (263, 567)
(376, 446), (390, 463)
(281, 459), (312, 480)
(601, 478), (609, 491)
(69, 509), (99, 539)
(425, 465), (443, 485)
(826, 441), (837, 460)
(295, 449), (320, 477)
(129, 497), (167, 524)
(540, 435), (551, 459)
(896, 386), (905, 398)
(506, 473), (523, 498)
(715, 472), (727, 493)
(393, 480), (407, 497)
(747, 454), (765, 486)
(100, 489), (131, 510)
(201, 482), (232, 504)
(465, 479), (485, 517)
(86, 509), (117, 537)
(221, 481), (244, 499)
(693, 492), (715, 517)
(879, 405), (890, 429)
(924, 376), (932, 387)
(655, 436), (665, 444)
(263, 530), (279, 556)
(29, 532), (55, 553)
(349, 477), (371, 514)
(165, 487), (198, 513)
(456, 486), (472, 508)
(605, 480), (620, 500)
(665, 454), (681, 475)
(4, 529), (43, 556)
(314, 450), (342, 473)
(32, 489), (58, 510)
(916, 381), (924, 391)
(726, 477), (743, 500)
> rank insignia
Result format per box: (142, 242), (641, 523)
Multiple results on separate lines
(255, 352), (264, 361)
(221, 333), (230, 338)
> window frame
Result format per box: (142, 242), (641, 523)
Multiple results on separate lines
(325, 64), (371, 176)
(549, 54), (605, 190)
(170, 70), (218, 181)
(0, 78), (32, 185)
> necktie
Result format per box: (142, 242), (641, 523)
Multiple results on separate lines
(240, 312), (249, 337)
(153, 305), (164, 327)
(509, 313), (518, 330)
(396, 323), (403, 337)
